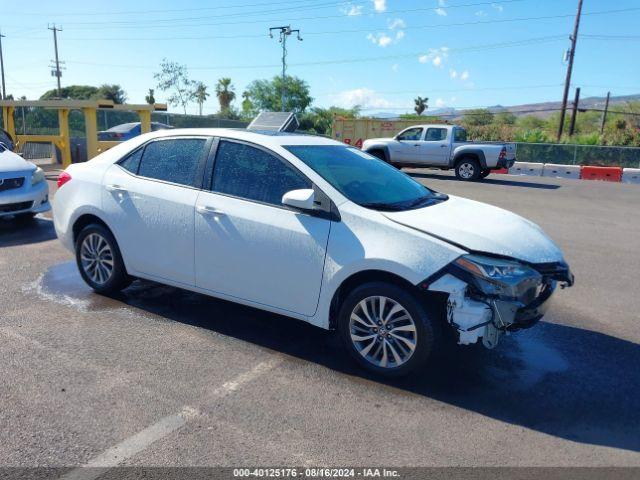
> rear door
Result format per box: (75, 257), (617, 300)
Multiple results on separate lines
(416, 127), (450, 165)
(101, 136), (211, 285)
(193, 139), (331, 316)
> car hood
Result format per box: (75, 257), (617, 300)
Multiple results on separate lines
(382, 195), (564, 264)
(0, 149), (36, 174)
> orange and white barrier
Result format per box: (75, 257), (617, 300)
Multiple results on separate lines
(621, 168), (640, 184)
(542, 164), (581, 179)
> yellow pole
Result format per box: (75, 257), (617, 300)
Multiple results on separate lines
(2, 105), (16, 141)
(83, 107), (98, 160)
(57, 109), (71, 168)
(138, 109), (151, 134)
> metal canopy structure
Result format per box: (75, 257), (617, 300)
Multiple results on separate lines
(247, 111), (299, 133)
(0, 99), (167, 167)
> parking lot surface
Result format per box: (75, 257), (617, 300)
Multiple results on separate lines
(1, 171), (639, 469)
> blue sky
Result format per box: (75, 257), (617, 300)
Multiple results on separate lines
(1, 0), (638, 115)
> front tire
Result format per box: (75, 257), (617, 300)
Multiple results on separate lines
(455, 158), (481, 181)
(75, 224), (131, 294)
(338, 282), (440, 377)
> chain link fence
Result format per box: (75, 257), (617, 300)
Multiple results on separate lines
(515, 143), (640, 168)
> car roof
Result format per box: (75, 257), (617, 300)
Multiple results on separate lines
(140, 128), (344, 147)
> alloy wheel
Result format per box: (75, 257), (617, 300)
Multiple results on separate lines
(349, 296), (417, 368)
(459, 162), (475, 179)
(80, 233), (114, 285)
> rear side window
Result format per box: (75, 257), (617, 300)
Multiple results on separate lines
(211, 140), (310, 206)
(119, 148), (143, 174)
(137, 138), (207, 187)
(425, 128), (447, 141)
(454, 128), (467, 142)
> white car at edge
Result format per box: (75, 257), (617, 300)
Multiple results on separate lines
(53, 129), (573, 376)
(0, 142), (51, 220)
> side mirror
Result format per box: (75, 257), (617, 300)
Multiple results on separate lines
(282, 188), (316, 211)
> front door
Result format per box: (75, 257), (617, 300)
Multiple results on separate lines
(392, 127), (424, 162)
(194, 139), (331, 316)
(101, 137), (210, 285)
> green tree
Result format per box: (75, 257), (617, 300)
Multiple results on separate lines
(298, 106), (360, 135)
(516, 115), (547, 130)
(215, 78), (236, 114)
(40, 85), (99, 101)
(494, 111), (517, 125)
(154, 59), (195, 114)
(145, 89), (155, 104)
(244, 75), (312, 114)
(241, 91), (253, 119)
(95, 84), (127, 104)
(414, 96), (428, 116)
(194, 82), (209, 116)
(462, 108), (494, 126)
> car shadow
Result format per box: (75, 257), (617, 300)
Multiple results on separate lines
(0, 216), (58, 247)
(406, 171), (562, 190)
(41, 263), (640, 453)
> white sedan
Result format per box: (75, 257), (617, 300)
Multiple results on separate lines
(52, 129), (573, 376)
(0, 142), (51, 219)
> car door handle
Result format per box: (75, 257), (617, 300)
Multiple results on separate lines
(106, 184), (126, 192)
(196, 205), (226, 216)
(440, 144), (447, 148)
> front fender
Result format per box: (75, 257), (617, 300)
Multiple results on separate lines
(362, 142), (392, 162)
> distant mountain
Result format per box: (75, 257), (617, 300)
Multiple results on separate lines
(426, 93), (640, 120)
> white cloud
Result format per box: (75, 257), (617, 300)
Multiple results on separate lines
(418, 46), (449, 67)
(460, 70), (470, 81)
(449, 69), (458, 79)
(367, 32), (393, 47)
(435, 8), (447, 16)
(475, 10), (487, 16)
(491, 3), (504, 11)
(388, 18), (406, 29)
(435, 98), (446, 108)
(341, 4), (364, 16)
(438, 0), (446, 6)
(395, 30), (405, 40)
(330, 88), (392, 109)
(373, 0), (387, 12)
(392, 63), (399, 72)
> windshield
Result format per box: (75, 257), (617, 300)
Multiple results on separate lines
(285, 145), (447, 211)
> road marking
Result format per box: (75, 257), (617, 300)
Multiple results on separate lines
(60, 357), (282, 479)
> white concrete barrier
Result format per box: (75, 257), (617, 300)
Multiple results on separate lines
(622, 168), (640, 184)
(542, 163), (581, 179)
(509, 162), (543, 176)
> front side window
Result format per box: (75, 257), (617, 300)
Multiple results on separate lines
(285, 145), (446, 211)
(211, 140), (311, 206)
(425, 128), (448, 141)
(137, 138), (207, 187)
(396, 128), (423, 141)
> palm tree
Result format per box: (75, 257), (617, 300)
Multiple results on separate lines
(215, 78), (236, 114)
(414, 96), (428, 116)
(194, 83), (209, 116)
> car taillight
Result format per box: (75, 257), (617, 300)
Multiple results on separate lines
(57, 171), (72, 188)
(499, 148), (506, 160)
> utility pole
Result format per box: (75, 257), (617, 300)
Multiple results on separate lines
(269, 25), (302, 112)
(568, 87), (580, 136)
(0, 30), (6, 100)
(600, 91), (611, 134)
(557, 0), (583, 141)
(48, 24), (63, 98)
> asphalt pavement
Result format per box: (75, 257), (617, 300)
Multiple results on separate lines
(1, 171), (639, 472)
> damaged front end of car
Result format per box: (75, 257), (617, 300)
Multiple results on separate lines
(422, 254), (574, 348)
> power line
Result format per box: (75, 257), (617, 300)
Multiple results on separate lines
(22, 6), (638, 42)
(61, 35), (566, 71)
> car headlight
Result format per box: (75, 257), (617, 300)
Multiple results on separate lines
(453, 254), (543, 300)
(31, 167), (45, 186)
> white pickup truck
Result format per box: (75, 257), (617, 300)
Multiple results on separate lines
(362, 124), (516, 181)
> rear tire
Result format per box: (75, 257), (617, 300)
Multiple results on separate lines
(338, 282), (440, 377)
(455, 158), (481, 181)
(75, 223), (131, 294)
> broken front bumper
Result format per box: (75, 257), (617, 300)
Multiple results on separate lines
(424, 260), (572, 348)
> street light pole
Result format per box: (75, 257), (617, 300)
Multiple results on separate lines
(269, 25), (302, 112)
(0, 30), (6, 100)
